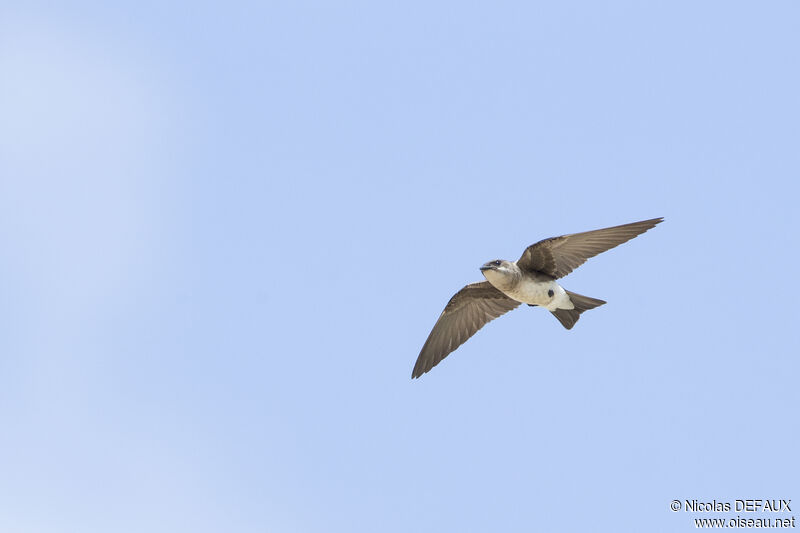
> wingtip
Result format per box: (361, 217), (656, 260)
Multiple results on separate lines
(631, 216), (664, 231)
(411, 364), (431, 379)
(412, 358), (435, 379)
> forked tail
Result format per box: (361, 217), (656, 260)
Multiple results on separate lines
(551, 290), (606, 330)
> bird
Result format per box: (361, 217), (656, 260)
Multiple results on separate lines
(411, 217), (663, 378)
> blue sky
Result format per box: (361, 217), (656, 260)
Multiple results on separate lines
(1, 1), (798, 532)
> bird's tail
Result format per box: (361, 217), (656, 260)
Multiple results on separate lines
(551, 291), (606, 330)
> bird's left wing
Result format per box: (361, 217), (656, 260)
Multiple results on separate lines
(516, 217), (663, 279)
(412, 281), (520, 379)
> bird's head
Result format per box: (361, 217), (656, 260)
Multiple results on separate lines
(479, 259), (517, 288)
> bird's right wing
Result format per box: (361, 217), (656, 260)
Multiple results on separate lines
(412, 281), (520, 379)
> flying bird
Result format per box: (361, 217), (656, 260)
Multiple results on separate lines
(412, 217), (663, 378)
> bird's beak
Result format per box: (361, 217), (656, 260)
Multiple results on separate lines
(479, 264), (493, 272)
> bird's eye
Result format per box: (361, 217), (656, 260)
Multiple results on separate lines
(493, 260), (501, 266)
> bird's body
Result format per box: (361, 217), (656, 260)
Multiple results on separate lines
(481, 264), (572, 311)
(412, 217), (663, 378)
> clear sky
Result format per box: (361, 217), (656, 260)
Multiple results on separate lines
(1, 1), (798, 532)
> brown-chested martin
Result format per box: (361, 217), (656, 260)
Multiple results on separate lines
(411, 217), (663, 378)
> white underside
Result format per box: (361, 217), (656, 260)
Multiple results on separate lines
(501, 279), (574, 311)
